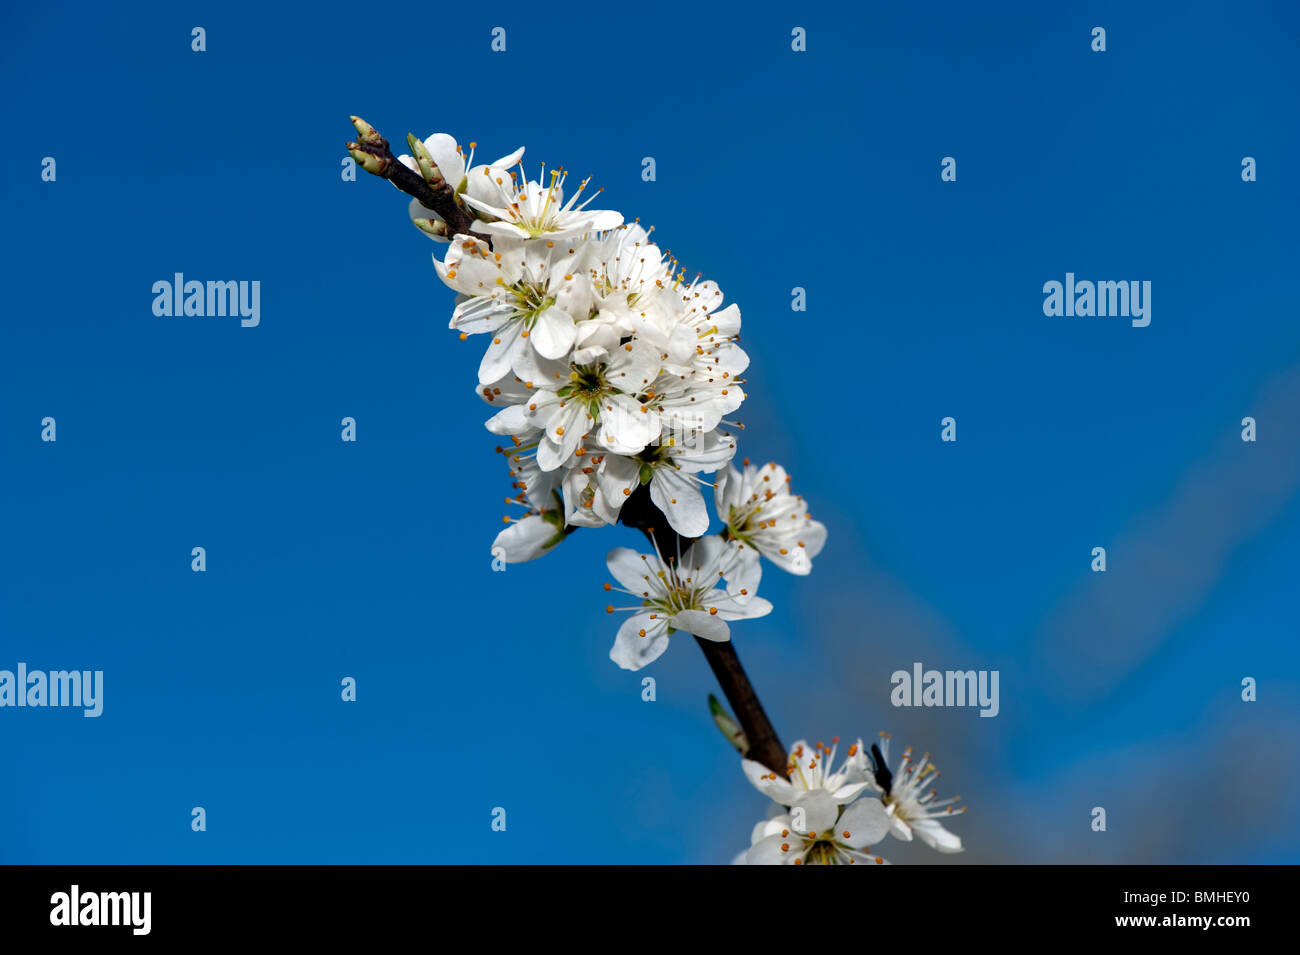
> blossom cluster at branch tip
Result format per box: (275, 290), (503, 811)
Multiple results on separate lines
(406, 133), (828, 670)
(736, 734), (966, 865)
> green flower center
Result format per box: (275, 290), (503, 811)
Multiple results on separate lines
(508, 281), (555, 328)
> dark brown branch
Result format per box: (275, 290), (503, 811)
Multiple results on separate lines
(618, 484), (788, 776)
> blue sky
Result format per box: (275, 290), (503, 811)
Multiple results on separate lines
(2, 0), (1297, 863)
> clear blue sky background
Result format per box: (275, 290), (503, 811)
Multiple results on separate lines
(2, 1), (1297, 863)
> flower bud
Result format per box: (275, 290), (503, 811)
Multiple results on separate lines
(412, 217), (449, 238)
(349, 115), (386, 148)
(405, 133), (446, 190)
(709, 694), (749, 755)
(347, 144), (390, 176)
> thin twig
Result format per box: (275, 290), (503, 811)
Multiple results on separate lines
(345, 116), (489, 242)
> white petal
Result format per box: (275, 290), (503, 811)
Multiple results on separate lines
(582, 209), (624, 232)
(714, 464), (741, 516)
(491, 515), (557, 564)
(422, 133), (466, 191)
(609, 613), (669, 671)
(723, 546), (762, 597)
(671, 608), (730, 642)
(598, 393), (658, 454)
(711, 594), (772, 622)
(650, 470), (709, 538)
(912, 819), (964, 853)
(530, 307), (576, 360)
(836, 798), (891, 849)
(745, 833), (801, 866)
(888, 814), (914, 842)
(790, 789), (838, 837)
(606, 547), (659, 594)
(830, 780), (872, 803)
(484, 402), (532, 436)
(742, 759), (797, 805)
(477, 323), (522, 384)
(751, 814), (790, 846)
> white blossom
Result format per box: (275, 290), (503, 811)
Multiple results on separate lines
(741, 738), (892, 865)
(602, 536), (769, 670)
(716, 461), (827, 574)
(461, 165), (622, 240)
(436, 235), (591, 384)
(868, 734), (966, 853)
(484, 339), (663, 471)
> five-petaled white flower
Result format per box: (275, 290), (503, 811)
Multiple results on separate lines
(867, 734), (966, 853)
(485, 339), (664, 472)
(603, 536), (770, 670)
(436, 235), (590, 385)
(716, 460), (827, 575)
(462, 164), (623, 240)
(741, 738), (892, 865)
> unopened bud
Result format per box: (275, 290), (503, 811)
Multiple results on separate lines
(349, 115), (386, 148)
(405, 134), (447, 190)
(412, 217), (449, 238)
(709, 694), (749, 755)
(347, 145), (390, 176)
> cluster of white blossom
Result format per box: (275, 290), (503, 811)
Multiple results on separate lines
(379, 129), (968, 865)
(738, 734), (966, 865)
(400, 133), (826, 671)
